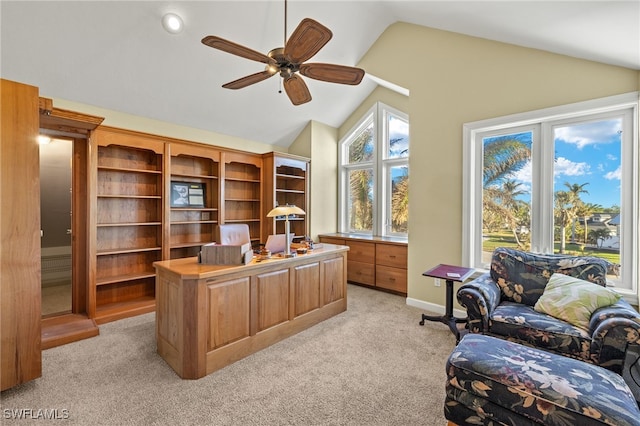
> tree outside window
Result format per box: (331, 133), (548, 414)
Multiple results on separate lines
(339, 103), (409, 237)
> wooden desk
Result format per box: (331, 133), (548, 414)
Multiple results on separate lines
(153, 244), (348, 379)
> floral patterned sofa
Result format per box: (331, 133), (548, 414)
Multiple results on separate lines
(445, 334), (640, 426)
(457, 247), (640, 374)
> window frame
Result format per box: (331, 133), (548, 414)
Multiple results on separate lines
(339, 102), (409, 238)
(462, 92), (639, 303)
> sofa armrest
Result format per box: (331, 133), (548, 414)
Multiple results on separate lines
(456, 272), (501, 333)
(589, 300), (640, 374)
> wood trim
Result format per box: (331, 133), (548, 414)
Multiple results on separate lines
(39, 97), (104, 135)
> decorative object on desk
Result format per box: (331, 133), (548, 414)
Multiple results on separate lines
(258, 247), (272, 261)
(170, 181), (205, 207)
(266, 204), (305, 257)
(200, 242), (253, 265)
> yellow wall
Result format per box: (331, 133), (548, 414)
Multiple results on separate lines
(338, 85), (409, 139)
(289, 120), (339, 241)
(357, 23), (639, 307)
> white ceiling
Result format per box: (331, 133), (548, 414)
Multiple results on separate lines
(2, 1), (638, 148)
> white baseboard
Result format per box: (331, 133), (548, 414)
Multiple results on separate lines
(405, 297), (467, 319)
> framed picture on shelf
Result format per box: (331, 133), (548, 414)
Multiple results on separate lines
(171, 182), (205, 208)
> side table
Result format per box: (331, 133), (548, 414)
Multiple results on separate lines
(420, 264), (475, 342)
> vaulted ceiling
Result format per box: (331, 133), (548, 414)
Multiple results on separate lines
(2, 1), (638, 147)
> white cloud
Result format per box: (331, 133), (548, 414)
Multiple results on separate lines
(508, 159), (532, 182)
(554, 119), (622, 149)
(604, 166), (621, 180)
(554, 157), (590, 176)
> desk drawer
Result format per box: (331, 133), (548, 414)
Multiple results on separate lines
(376, 244), (407, 269)
(347, 260), (375, 285)
(347, 241), (375, 263)
(376, 265), (407, 293)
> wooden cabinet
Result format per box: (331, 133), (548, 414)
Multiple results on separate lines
(154, 244), (347, 379)
(168, 142), (220, 259)
(1, 79), (42, 390)
(90, 128), (164, 323)
(375, 244), (408, 293)
(262, 152), (310, 242)
(318, 233), (408, 295)
(221, 151), (262, 247)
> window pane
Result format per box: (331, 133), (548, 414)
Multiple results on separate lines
(387, 114), (409, 159)
(390, 165), (408, 233)
(348, 168), (373, 232)
(552, 118), (622, 283)
(482, 132), (533, 263)
(348, 121), (374, 163)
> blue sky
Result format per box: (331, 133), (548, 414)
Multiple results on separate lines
(499, 118), (622, 210)
(554, 118), (621, 209)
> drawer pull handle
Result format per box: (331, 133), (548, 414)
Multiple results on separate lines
(389, 277), (396, 282)
(389, 255), (396, 258)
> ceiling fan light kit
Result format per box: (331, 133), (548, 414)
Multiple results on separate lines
(201, 9), (365, 106)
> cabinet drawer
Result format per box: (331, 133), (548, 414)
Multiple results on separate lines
(319, 237), (346, 246)
(375, 244), (407, 269)
(347, 260), (375, 286)
(376, 265), (407, 293)
(346, 241), (375, 263)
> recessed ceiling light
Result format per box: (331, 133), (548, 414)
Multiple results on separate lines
(162, 13), (183, 34)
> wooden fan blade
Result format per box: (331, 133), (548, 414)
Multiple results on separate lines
(202, 36), (276, 65)
(222, 70), (275, 90)
(284, 18), (332, 64)
(299, 63), (365, 85)
(283, 75), (312, 106)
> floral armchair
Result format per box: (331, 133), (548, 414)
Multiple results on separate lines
(457, 247), (640, 374)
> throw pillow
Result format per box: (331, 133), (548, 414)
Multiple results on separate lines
(533, 272), (621, 331)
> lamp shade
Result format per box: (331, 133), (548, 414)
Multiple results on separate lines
(266, 205), (306, 217)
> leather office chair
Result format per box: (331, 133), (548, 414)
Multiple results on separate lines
(216, 224), (251, 246)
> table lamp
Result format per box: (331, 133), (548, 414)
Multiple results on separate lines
(266, 204), (306, 257)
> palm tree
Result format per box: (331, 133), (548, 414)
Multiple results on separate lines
(482, 136), (531, 248)
(555, 182), (588, 253)
(391, 172), (409, 232)
(576, 202), (602, 244)
(483, 138), (531, 187)
(483, 179), (529, 247)
(589, 228), (612, 248)
(348, 127), (374, 231)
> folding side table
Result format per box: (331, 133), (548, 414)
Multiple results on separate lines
(420, 264), (475, 342)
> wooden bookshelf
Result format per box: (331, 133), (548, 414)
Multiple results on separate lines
(262, 152), (310, 242)
(221, 151), (263, 247)
(90, 128), (164, 323)
(167, 142), (220, 259)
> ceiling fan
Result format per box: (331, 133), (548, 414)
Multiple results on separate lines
(201, 1), (365, 106)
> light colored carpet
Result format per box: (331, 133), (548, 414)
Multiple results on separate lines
(1, 284), (456, 425)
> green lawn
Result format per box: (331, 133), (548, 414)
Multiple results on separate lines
(482, 232), (620, 264)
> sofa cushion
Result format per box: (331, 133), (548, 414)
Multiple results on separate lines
(490, 247), (611, 306)
(446, 334), (640, 426)
(534, 273), (622, 331)
(489, 301), (592, 360)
